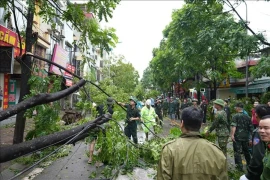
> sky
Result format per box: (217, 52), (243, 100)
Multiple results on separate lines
(101, 1), (270, 78)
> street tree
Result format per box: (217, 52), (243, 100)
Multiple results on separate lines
(0, 0), (120, 144)
(141, 66), (156, 90)
(150, 40), (179, 92)
(151, 0), (259, 99)
(102, 55), (140, 94)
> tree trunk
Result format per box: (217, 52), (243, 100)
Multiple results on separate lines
(0, 79), (86, 121)
(213, 78), (217, 100)
(1, 114), (111, 163)
(13, 1), (35, 144)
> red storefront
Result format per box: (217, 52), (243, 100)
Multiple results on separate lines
(0, 25), (25, 109)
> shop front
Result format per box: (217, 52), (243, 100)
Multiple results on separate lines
(0, 25), (25, 109)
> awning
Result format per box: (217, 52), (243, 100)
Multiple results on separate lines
(231, 81), (270, 94)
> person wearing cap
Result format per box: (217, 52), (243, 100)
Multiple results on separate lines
(141, 99), (158, 141)
(118, 97), (141, 144)
(230, 102), (253, 171)
(157, 106), (228, 180)
(258, 114), (270, 180)
(192, 98), (199, 108)
(206, 99), (229, 157)
(240, 105), (270, 180)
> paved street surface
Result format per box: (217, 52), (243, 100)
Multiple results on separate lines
(0, 117), (240, 180)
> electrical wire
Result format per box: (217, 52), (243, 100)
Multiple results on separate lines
(7, 117), (107, 180)
(54, 141), (83, 179)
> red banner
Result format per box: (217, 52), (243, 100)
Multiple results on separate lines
(3, 74), (9, 109)
(64, 63), (75, 78)
(65, 79), (73, 87)
(0, 25), (26, 57)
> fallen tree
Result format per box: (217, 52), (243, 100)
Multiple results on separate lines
(0, 79), (86, 121)
(0, 114), (111, 163)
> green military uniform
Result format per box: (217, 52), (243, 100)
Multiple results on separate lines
(162, 100), (169, 117)
(231, 112), (253, 171)
(157, 132), (228, 180)
(261, 143), (270, 180)
(155, 103), (163, 125)
(124, 104), (140, 144)
(168, 101), (176, 119)
(208, 110), (229, 157)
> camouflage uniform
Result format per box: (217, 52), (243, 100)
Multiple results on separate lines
(162, 101), (169, 117)
(231, 113), (253, 171)
(261, 143), (270, 180)
(208, 110), (229, 157)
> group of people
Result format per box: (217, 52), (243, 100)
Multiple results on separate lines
(157, 98), (270, 180)
(118, 97), (162, 143)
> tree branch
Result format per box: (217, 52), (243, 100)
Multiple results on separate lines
(0, 114), (112, 163)
(25, 53), (82, 79)
(0, 79), (86, 121)
(224, 0), (270, 46)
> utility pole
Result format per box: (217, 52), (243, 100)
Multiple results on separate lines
(244, 1), (249, 99)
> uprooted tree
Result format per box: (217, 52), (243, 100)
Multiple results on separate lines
(0, 0), (119, 144)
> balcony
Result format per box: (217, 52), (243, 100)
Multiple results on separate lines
(229, 77), (254, 84)
(33, 25), (50, 46)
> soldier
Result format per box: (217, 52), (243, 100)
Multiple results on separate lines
(240, 105), (270, 180)
(258, 114), (270, 180)
(157, 106), (228, 180)
(206, 99), (229, 157)
(118, 97), (141, 144)
(192, 98), (199, 108)
(230, 102), (253, 171)
(162, 99), (169, 117)
(175, 98), (180, 120)
(168, 97), (176, 126)
(200, 99), (208, 124)
(224, 99), (231, 131)
(155, 99), (163, 126)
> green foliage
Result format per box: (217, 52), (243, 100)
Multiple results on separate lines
(261, 91), (270, 104)
(228, 169), (243, 179)
(251, 56), (270, 78)
(150, 1), (260, 93)
(145, 90), (161, 100)
(24, 75), (62, 140)
(168, 127), (182, 138)
(201, 126), (216, 143)
(102, 56), (139, 94)
(228, 98), (253, 116)
(141, 66), (157, 90)
(15, 145), (72, 165)
(133, 83), (145, 101)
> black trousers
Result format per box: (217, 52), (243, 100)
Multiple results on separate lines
(124, 124), (138, 144)
(233, 140), (251, 170)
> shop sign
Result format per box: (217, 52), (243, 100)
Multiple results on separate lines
(0, 25), (25, 57)
(65, 78), (73, 86)
(8, 80), (16, 107)
(64, 63), (75, 78)
(3, 74), (9, 109)
(50, 44), (69, 76)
